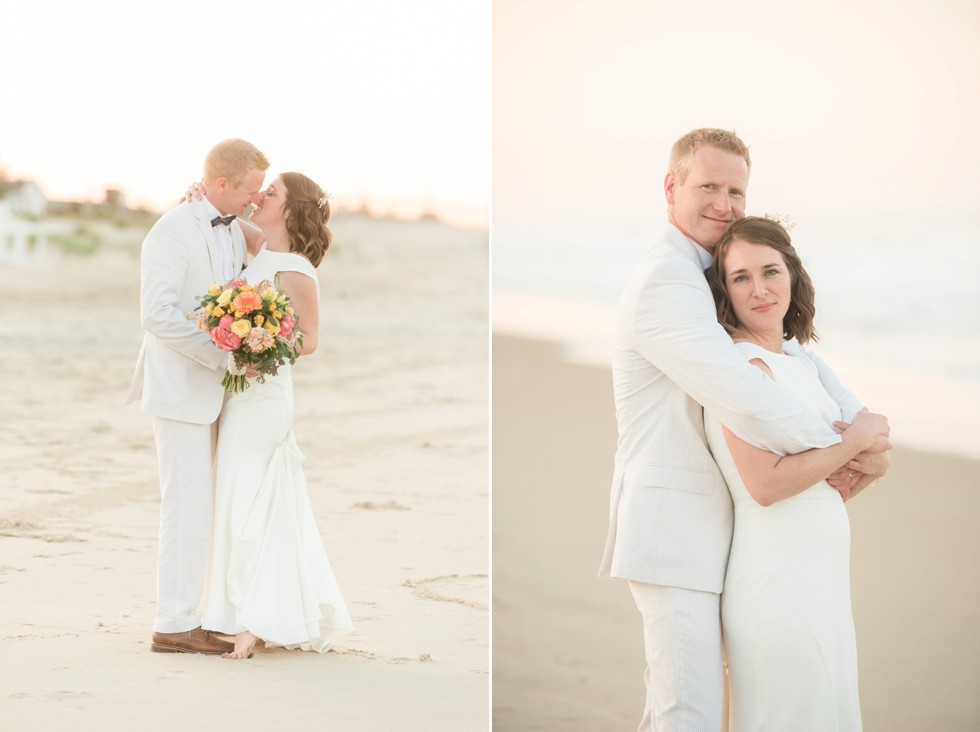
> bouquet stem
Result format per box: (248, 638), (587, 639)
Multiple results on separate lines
(223, 355), (250, 393)
(222, 371), (249, 392)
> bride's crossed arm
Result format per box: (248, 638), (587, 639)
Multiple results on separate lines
(724, 358), (890, 507)
(277, 270), (319, 355)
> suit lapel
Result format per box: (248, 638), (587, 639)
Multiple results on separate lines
(231, 223), (247, 276)
(191, 199), (222, 283)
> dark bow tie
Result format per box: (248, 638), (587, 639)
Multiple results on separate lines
(211, 215), (236, 227)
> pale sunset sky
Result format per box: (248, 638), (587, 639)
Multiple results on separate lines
(494, 0), (980, 219)
(0, 0), (489, 228)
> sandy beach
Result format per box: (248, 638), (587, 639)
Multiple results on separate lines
(492, 333), (980, 732)
(0, 214), (489, 730)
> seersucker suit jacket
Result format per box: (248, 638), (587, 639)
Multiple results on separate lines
(124, 197), (246, 425)
(599, 223), (862, 593)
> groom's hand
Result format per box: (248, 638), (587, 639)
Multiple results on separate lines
(844, 449), (890, 479)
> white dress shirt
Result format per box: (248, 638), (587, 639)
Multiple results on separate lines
(202, 197), (237, 282)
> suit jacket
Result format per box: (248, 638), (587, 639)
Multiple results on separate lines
(599, 223), (862, 592)
(125, 198), (246, 424)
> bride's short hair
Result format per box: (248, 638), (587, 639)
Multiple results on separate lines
(706, 216), (819, 344)
(669, 129), (751, 185)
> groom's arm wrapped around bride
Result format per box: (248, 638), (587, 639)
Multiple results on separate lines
(629, 242), (856, 457)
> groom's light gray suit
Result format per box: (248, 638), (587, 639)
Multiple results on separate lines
(599, 223), (861, 729)
(126, 197), (246, 633)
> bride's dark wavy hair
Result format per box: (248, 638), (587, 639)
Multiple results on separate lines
(706, 216), (819, 344)
(281, 171), (332, 268)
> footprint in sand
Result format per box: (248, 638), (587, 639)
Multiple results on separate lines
(352, 500), (411, 511)
(402, 574), (488, 611)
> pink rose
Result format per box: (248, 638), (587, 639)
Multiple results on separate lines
(279, 315), (296, 338)
(211, 326), (242, 351)
(219, 314), (234, 328)
(227, 278), (245, 289)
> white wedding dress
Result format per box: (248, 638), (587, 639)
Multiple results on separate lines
(202, 248), (354, 652)
(705, 341), (862, 731)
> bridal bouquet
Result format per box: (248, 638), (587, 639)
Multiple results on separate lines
(190, 278), (302, 392)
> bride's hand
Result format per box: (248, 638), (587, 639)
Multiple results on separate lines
(826, 465), (861, 501)
(178, 181), (206, 205)
(835, 410), (891, 453)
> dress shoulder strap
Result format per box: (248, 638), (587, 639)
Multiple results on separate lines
(273, 252), (319, 295)
(275, 252), (317, 277)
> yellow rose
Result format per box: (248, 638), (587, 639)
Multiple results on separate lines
(284, 306), (295, 315)
(216, 289), (234, 306)
(230, 319), (251, 338)
(205, 303), (215, 315)
(276, 296), (287, 306)
(207, 284), (222, 296)
(213, 306), (225, 317)
(264, 321), (281, 336)
(241, 285), (255, 292)
(262, 288), (279, 302)
(254, 314), (265, 326)
(269, 303), (278, 313)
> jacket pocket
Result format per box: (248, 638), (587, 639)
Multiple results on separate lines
(635, 464), (715, 495)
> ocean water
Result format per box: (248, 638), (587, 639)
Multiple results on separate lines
(493, 212), (980, 459)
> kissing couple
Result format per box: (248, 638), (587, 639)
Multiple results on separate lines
(126, 138), (354, 659)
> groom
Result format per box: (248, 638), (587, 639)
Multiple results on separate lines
(126, 139), (269, 654)
(599, 128), (890, 730)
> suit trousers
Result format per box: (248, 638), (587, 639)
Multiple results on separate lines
(152, 416), (216, 633)
(629, 581), (724, 732)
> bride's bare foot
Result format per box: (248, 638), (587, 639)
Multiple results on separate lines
(222, 631), (258, 660)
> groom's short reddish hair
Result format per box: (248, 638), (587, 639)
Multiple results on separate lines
(203, 139), (270, 187)
(669, 129), (751, 185)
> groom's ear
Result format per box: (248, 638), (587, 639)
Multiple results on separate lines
(664, 172), (676, 204)
(214, 176), (230, 192)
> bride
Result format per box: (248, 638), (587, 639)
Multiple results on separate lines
(198, 172), (354, 659)
(703, 217), (887, 729)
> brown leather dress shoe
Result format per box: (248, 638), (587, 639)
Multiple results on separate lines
(151, 627), (234, 655)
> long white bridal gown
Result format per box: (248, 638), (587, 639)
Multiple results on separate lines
(705, 341), (862, 731)
(202, 248), (354, 652)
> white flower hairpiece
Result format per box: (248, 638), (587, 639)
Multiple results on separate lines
(317, 192), (331, 209)
(763, 212), (796, 231)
